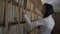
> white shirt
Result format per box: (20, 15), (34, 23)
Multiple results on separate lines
(24, 14), (55, 29)
(43, 15), (55, 29)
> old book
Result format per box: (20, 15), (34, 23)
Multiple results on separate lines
(0, 0), (4, 23)
(21, 0), (24, 6)
(19, 0), (22, 5)
(34, 14), (38, 20)
(31, 2), (34, 11)
(35, 27), (38, 34)
(8, 2), (14, 22)
(24, 0), (27, 9)
(31, 13), (35, 21)
(26, 11), (31, 20)
(27, 0), (31, 9)
(35, 7), (38, 14)
(12, 5), (17, 22)
(20, 8), (23, 21)
(16, 6), (19, 21)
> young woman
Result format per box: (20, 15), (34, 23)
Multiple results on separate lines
(23, 3), (55, 34)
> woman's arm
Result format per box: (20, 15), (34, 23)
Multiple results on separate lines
(23, 15), (32, 26)
(24, 15), (31, 23)
(23, 14), (45, 27)
(23, 9), (44, 27)
(32, 20), (45, 26)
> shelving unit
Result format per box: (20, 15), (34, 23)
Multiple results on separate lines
(0, 0), (43, 34)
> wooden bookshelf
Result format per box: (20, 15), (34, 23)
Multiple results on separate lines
(0, 0), (43, 34)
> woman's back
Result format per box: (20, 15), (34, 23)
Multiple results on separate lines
(44, 15), (55, 29)
(38, 15), (55, 34)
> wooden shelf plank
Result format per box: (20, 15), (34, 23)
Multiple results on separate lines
(12, 0), (19, 6)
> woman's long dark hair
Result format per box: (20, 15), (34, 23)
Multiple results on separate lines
(43, 3), (54, 18)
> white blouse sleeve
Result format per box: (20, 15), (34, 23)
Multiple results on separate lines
(32, 20), (45, 26)
(24, 15), (45, 27)
(24, 15), (31, 23)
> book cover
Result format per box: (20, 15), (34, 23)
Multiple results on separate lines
(8, 3), (13, 22)
(27, 0), (31, 9)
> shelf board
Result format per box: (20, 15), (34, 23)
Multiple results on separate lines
(12, 0), (19, 6)
(4, 0), (19, 6)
